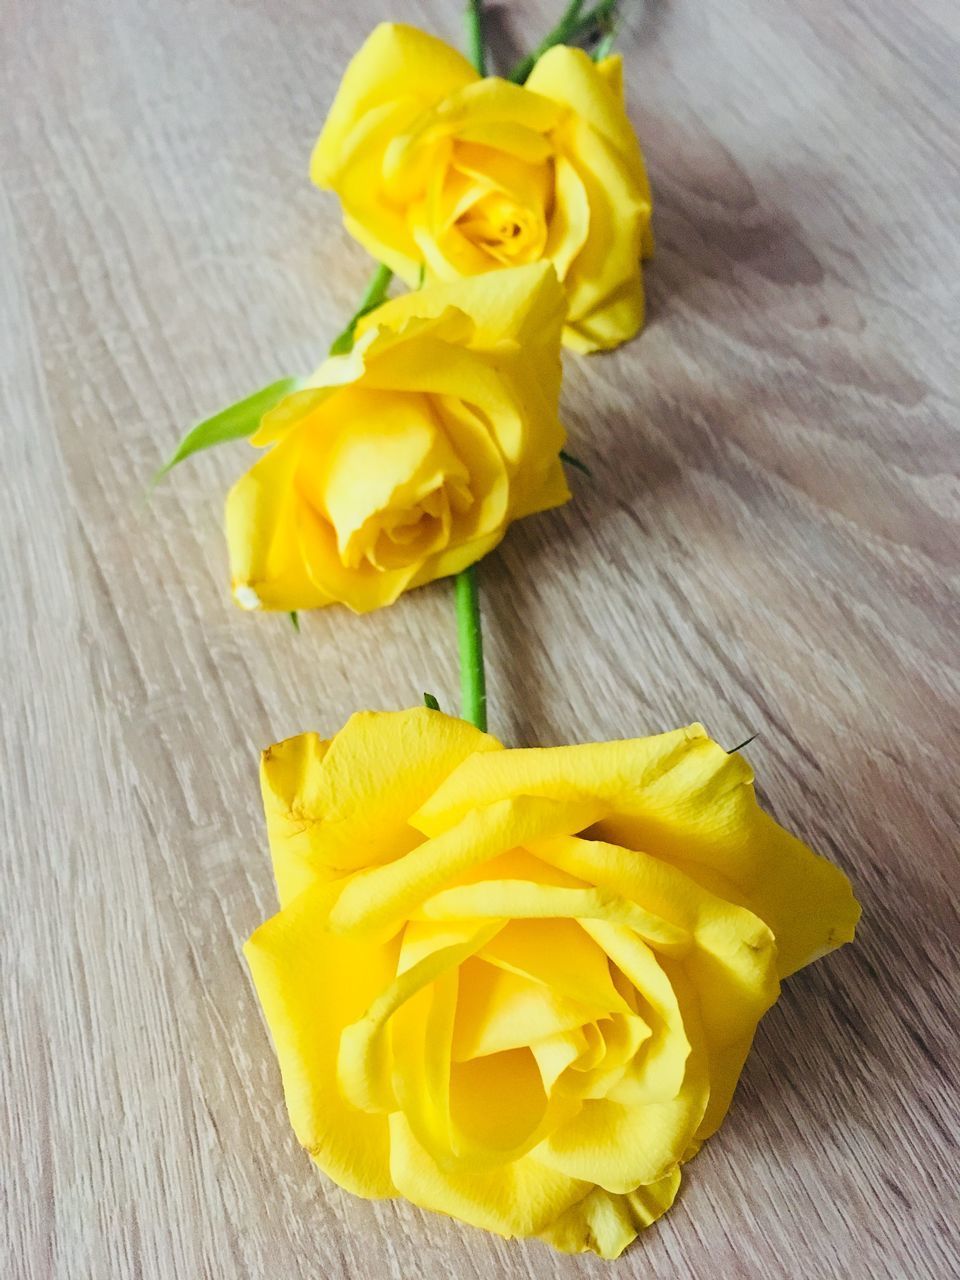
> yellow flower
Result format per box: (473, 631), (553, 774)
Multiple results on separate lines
(311, 24), (654, 353)
(225, 261), (568, 614)
(245, 708), (859, 1258)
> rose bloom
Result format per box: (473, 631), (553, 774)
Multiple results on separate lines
(312, 24), (654, 353)
(226, 262), (568, 614)
(245, 708), (859, 1258)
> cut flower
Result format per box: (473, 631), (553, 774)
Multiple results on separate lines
(226, 262), (568, 614)
(312, 23), (654, 352)
(245, 708), (860, 1258)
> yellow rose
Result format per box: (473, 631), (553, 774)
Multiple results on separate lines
(311, 24), (654, 353)
(225, 261), (568, 614)
(245, 708), (859, 1258)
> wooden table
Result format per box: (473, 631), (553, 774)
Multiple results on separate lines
(3, 1), (957, 1276)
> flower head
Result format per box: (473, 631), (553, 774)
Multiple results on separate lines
(245, 708), (859, 1258)
(226, 262), (568, 613)
(312, 24), (654, 352)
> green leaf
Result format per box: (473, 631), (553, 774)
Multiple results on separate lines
(289, 611), (300, 633)
(727, 733), (758, 754)
(151, 376), (301, 485)
(423, 692), (441, 711)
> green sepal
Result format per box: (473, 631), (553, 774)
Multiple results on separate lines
(151, 376), (301, 485)
(560, 449), (592, 477)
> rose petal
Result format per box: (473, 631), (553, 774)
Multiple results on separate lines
(224, 433), (332, 613)
(538, 1169), (682, 1259)
(260, 708), (500, 903)
(311, 23), (476, 186)
(244, 881), (400, 1197)
(328, 795), (607, 940)
(389, 1113), (587, 1238)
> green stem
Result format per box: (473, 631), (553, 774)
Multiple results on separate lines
(509, 0), (617, 83)
(465, 0), (487, 75)
(328, 262), (393, 355)
(455, 564), (487, 731)
(453, 5), (490, 731)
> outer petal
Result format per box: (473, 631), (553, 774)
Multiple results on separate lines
(527, 47), (648, 178)
(552, 119), (649, 352)
(416, 880), (688, 953)
(527, 47), (653, 351)
(243, 881), (400, 1198)
(544, 154), (590, 282)
(323, 97), (428, 269)
(508, 452), (571, 523)
(343, 212), (422, 286)
(328, 794), (608, 940)
(358, 259), (565, 356)
(381, 77), (562, 201)
(251, 327), (384, 448)
(311, 26), (477, 270)
(360, 268), (569, 521)
(594, 54), (625, 103)
(224, 433), (332, 612)
(311, 23), (476, 186)
(593, 764), (861, 981)
(260, 708), (501, 905)
(413, 726), (860, 977)
(413, 725), (704, 834)
(538, 1170), (681, 1259)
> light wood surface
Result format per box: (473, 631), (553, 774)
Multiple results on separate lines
(2, 1), (958, 1276)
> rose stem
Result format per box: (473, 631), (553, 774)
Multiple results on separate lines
(455, 564), (487, 731)
(328, 262), (393, 355)
(465, 0), (487, 76)
(452, 8), (489, 734)
(509, 0), (618, 83)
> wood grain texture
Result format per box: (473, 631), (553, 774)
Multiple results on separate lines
(2, 0), (958, 1276)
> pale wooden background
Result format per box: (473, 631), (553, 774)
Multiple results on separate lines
(2, 0), (958, 1276)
